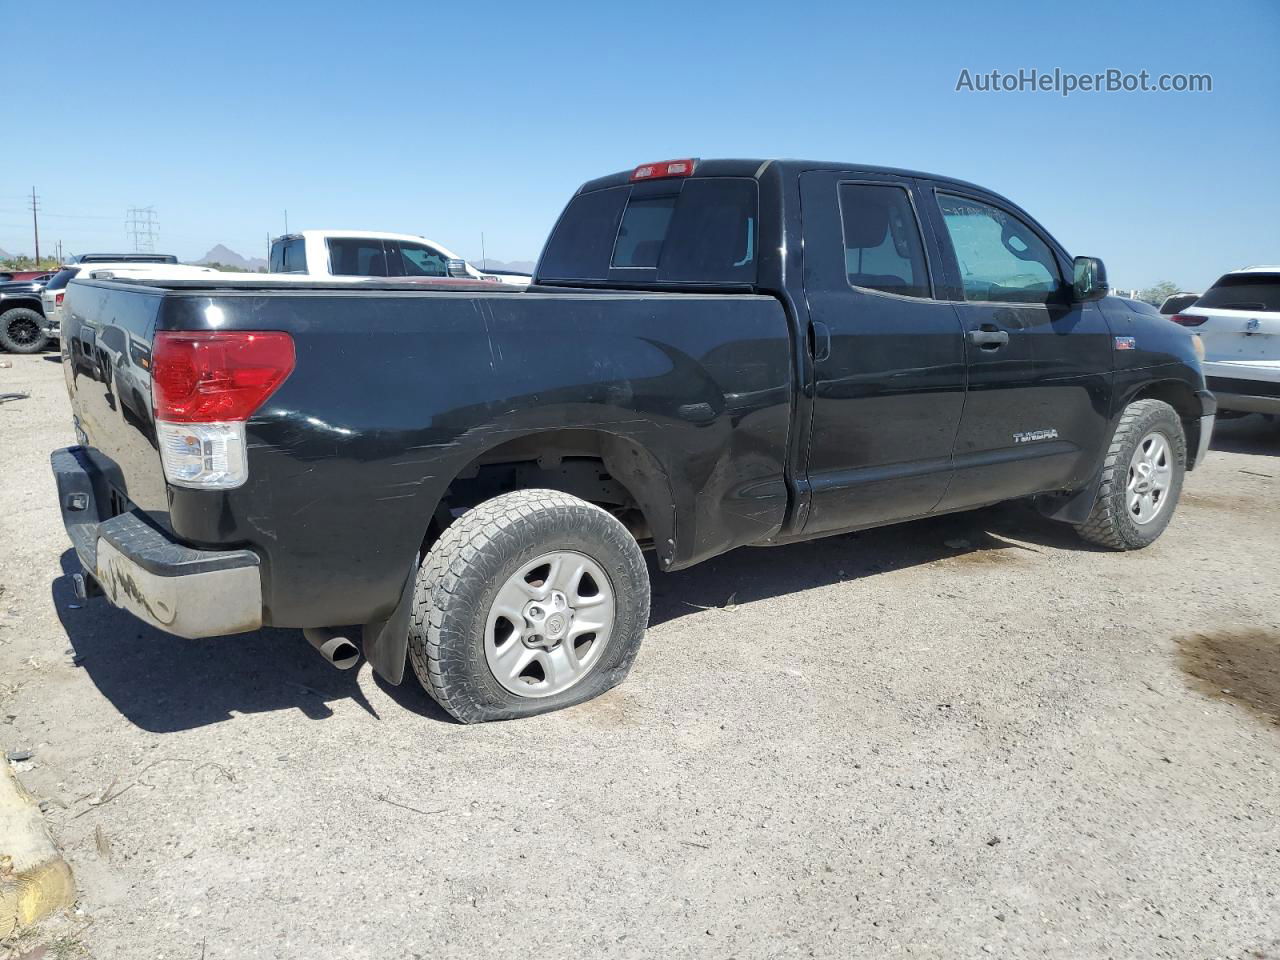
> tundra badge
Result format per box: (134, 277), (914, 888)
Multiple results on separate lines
(1013, 429), (1059, 444)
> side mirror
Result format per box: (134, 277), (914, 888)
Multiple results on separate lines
(1072, 256), (1109, 302)
(446, 259), (471, 279)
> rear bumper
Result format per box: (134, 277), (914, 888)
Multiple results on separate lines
(51, 446), (263, 639)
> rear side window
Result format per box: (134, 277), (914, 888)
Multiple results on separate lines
(46, 268), (79, 291)
(1196, 274), (1280, 312)
(539, 177), (758, 285)
(328, 238), (389, 277)
(272, 238), (308, 274)
(838, 184), (930, 299)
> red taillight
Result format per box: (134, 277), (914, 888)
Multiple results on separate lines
(630, 158), (697, 182)
(55, 292), (64, 306)
(1170, 313), (1207, 326)
(152, 331), (295, 423)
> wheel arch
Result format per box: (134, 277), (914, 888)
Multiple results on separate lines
(362, 426), (678, 686)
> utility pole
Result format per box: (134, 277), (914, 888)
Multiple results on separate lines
(284, 210), (289, 234)
(480, 232), (487, 270)
(30, 187), (40, 264)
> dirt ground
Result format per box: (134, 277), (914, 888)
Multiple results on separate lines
(2, 351), (1278, 959)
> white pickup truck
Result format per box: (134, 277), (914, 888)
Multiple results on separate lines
(1170, 265), (1280, 417)
(269, 230), (531, 286)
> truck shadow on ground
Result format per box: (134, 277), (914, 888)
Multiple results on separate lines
(1209, 413), (1279, 457)
(52, 502), (1092, 732)
(51, 551), (455, 732)
(648, 500), (1086, 627)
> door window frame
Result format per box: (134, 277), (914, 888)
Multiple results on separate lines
(835, 178), (938, 302)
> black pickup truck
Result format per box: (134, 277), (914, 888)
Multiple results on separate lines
(52, 158), (1214, 722)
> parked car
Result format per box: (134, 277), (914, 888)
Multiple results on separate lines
(0, 269), (54, 283)
(0, 276), (53, 353)
(269, 230), (530, 285)
(1169, 265), (1280, 415)
(40, 262), (222, 346)
(52, 157), (1213, 723)
(1159, 292), (1202, 315)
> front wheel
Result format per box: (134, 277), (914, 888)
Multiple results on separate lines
(1075, 398), (1186, 550)
(408, 489), (650, 723)
(0, 308), (51, 354)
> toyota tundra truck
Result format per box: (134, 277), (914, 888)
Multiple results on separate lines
(51, 158), (1214, 723)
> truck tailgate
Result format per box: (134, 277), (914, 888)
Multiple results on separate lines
(61, 280), (171, 523)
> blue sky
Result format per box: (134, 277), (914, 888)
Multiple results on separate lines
(3, 0), (1277, 289)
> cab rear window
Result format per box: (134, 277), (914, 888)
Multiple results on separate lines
(1196, 273), (1280, 312)
(539, 177), (758, 285)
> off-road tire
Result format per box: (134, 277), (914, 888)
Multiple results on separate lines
(407, 489), (650, 723)
(1075, 399), (1186, 550)
(0, 308), (50, 354)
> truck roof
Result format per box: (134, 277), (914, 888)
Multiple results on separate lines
(575, 158), (995, 196)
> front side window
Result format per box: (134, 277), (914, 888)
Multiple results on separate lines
(838, 184), (930, 299)
(328, 238), (389, 276)
(397, 242), (450, 277)
(937, 194), (1061, 304)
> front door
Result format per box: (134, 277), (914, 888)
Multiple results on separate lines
(921, 189), (1112, 510)
(799, 171), (967, 535)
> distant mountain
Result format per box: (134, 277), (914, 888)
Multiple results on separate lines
(0, 247), (11, 260)
(193, 244), (268, 272)
(477, 259), (535, 274)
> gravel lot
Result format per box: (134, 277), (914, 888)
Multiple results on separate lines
(2, 351), (1278, 959)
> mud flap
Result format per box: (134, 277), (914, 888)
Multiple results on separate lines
(1033, 474), (1101, 524)
(361, 568), (416, 685)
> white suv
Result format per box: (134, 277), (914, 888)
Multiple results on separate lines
(1170, 265), (1280, 415)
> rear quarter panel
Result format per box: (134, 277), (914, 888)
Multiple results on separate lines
(152, 288), (794, 627)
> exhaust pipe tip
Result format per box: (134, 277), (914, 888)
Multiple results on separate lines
(304, 627), (361, 670)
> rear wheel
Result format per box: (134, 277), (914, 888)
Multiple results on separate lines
(1075, 399), (1186, 550)
(0, 308), (50, 354)
(407, 489), (650, 723)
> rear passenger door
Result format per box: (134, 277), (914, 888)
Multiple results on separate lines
(798, 171), (967, 535)
(920, 189), (1112, 510)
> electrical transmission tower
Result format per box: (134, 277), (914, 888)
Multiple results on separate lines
(126, 206), (158, 253)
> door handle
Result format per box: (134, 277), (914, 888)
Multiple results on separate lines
(968, 327), (1010, 349)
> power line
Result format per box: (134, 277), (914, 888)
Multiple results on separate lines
(125, 206), (158, 253)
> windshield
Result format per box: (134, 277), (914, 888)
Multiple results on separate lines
(1196, 273), (1280, 312)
